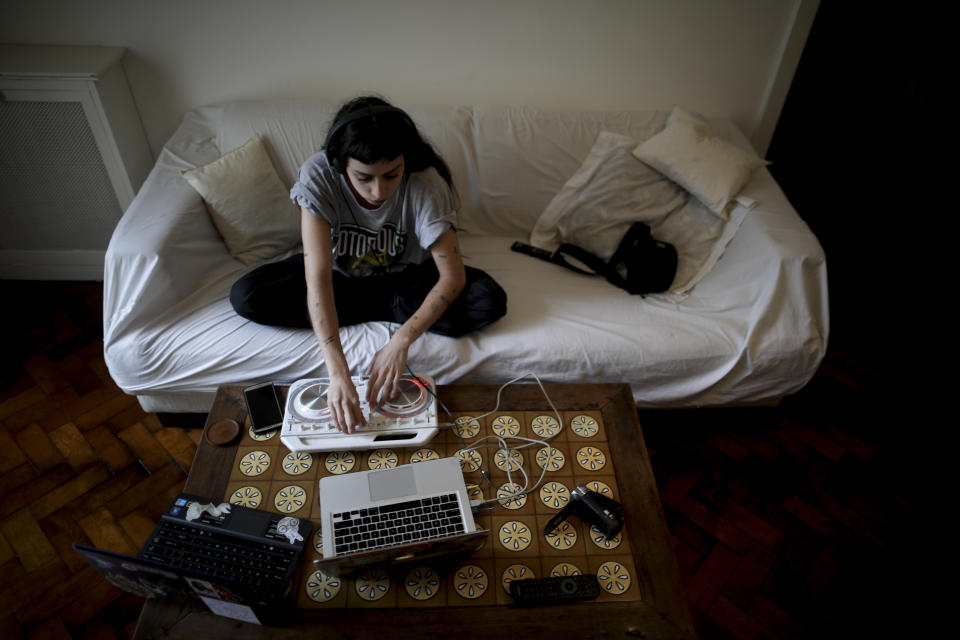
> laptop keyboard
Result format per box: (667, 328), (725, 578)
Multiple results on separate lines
(332, 492), (465, 555)
(139, 494), (309, 601)
(142, 520), (297, 599)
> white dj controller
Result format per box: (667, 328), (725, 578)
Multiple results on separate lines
(279, 375), (441, 452)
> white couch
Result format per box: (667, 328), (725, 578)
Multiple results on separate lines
(103, 101), (828, 413)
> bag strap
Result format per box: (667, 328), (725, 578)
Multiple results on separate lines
(555, 222), (655, 277)
(553, 243), (611, 277)
(510, 235), (642, 293)
(554, 242), (638, 292)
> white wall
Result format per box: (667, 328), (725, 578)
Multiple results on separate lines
(2, 0), (817, 156)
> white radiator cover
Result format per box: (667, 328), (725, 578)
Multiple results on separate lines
(0, 45), (152, 280)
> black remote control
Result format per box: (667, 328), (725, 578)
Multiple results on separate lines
(509, 575), (601, 605)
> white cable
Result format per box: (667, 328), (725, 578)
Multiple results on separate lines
(464, 372), (563, 428)
(406, 368), (563, 511)
(452, 372), (564, 509)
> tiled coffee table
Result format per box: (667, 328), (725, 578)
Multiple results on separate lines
(134, 382), (695, 638)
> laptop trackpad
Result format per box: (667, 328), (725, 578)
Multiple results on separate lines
(368, 466), (416, 501)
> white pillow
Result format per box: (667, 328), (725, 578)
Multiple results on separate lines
(530, 131), (687, 260)
(632, 107), (768, 219)
(182, 134), (301, 265)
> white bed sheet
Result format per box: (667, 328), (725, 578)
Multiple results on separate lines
(103, 103), (827, 412)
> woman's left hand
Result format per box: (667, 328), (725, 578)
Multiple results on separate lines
(365, 229), (464, 406)
(365, 334), (412, 407)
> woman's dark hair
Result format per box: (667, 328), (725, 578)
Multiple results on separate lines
(324, 96), (454, 187)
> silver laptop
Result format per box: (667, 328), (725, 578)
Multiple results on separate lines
(316, 457), (488, 574)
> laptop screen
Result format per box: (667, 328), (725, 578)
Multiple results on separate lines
(74, 544), (248, 603)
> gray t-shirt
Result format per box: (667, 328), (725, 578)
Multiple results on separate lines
(290, 151), (457, 277)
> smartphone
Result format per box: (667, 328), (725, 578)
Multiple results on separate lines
(243, 382), (284, 434)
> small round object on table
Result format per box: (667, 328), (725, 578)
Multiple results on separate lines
(206, 418), (240, 446)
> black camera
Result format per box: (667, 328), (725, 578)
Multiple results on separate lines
(543, 485), (624, 540)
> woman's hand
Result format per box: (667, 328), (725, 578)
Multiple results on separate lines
(326, 372), (366, 434)
(365, 334), (411, 407)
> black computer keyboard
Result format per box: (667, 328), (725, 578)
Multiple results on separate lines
(139, 493), (311, 601)
(331, 492), (465, 555)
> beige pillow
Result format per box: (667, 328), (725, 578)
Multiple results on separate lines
(632, 107), (768, 219)
(182, 134), (300, 265)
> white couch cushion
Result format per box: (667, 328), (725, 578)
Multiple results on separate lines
(214, 102), (676, 238)
(463, 105), (665, 236)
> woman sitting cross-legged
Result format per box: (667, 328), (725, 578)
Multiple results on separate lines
(230, 96), (507, 432)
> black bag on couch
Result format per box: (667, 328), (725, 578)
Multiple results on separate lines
(512, 222), (678, 296)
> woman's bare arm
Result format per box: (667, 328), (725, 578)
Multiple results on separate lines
(301, 208), (365, 432)
(365, 227), (466, 404)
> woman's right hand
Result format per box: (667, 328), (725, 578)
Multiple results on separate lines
(326, 372), (366, 434)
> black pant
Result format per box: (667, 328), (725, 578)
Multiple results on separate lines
(230, 254), (507, 338)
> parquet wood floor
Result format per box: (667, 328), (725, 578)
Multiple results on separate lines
(1, 280), (952, 638)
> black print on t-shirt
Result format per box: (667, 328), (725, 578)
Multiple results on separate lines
(335, 222), (408, 270)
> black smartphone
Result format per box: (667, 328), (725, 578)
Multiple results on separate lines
(243, 382), (284, 434)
